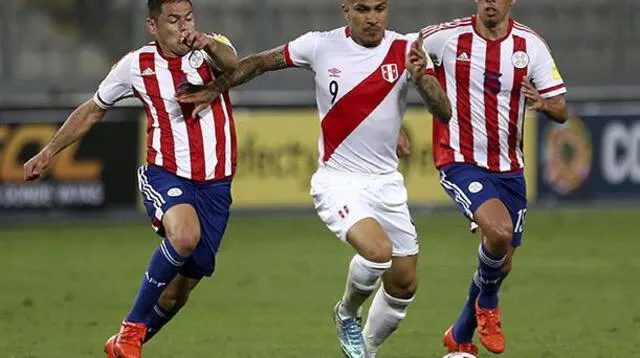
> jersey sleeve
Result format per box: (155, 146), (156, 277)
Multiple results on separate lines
(93, 52), (135, 109)
(283, 31), (319, 70)
(421, 25), (452, 70)
(405, 32), (435, 78)
(530, 39), (567, 98)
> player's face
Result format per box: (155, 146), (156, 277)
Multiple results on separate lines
(476, 0), (515, 27)
(343, 0), (389, 47)
(146, 1), (195, 57)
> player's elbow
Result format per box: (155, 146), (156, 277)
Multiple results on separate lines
(440, 105), (453, 123)
(434, 104), (452, 124)
(555, 107), (569, 124)
(548, 95), (569, 124)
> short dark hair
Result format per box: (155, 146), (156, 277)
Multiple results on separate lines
(147, 0), (192, 18)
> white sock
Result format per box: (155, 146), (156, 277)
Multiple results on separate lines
(363, 286), (414, 354)
(338, 254), (391, 320)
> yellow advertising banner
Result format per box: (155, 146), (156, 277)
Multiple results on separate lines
(231, 108), (537, 208)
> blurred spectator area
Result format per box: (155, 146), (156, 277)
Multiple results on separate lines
(0, 0), (638, 99)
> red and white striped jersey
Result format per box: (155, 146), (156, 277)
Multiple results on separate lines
(421, 16), (567, 172)
(93, 34), (237, 182)
(284, 27), (434, 175)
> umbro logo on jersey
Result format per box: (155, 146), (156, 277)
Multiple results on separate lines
(328, 68), (342, 78)
(457, 52), (471, 62)
(141, 68), (156, 76)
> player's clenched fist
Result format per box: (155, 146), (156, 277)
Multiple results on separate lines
(23, 150), (52, 181)
(181, 30), (211, 50)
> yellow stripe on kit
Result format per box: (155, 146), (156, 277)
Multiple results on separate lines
(212, 34), (232, 47)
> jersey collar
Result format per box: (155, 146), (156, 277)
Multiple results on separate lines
(471, 14), (514, 44)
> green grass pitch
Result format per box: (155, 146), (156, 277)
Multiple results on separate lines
(2, 208), (639, 357)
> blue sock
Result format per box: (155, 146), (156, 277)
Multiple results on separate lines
(452, 276), (481, 343)
(476, 242), (506, 309)
(144, 304), (180, 343)
(126, 240), (188, 323)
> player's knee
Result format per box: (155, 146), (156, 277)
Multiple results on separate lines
(166, 224), (201, 255)
(385, 277), (417, 299)
(359, 239), (392, 263)
(485, 221), (513, 248)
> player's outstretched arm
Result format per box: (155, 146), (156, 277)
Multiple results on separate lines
(228, 45), (290, 87)
(23, 100), (106, 181)
(522, 79), (568, 123)
(176, 46), (290, 116)
(406, 33), (452, 123)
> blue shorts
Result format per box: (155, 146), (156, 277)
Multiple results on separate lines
(137, 165), (232, 279)
(439, 163), (527, 247)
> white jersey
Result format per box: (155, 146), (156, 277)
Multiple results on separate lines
(284, 27), (434, 175)
(421, 16), (567, 172)
(93, 34), (238, 182)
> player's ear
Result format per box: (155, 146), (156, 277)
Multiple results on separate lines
(146, 17), (158, 36)
(511, 0), (517, 5)
(342, 4), (350, 22)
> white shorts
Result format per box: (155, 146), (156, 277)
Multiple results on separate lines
(310, 168), (419, 257)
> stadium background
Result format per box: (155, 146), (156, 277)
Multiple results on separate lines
(1, 0), (639, 357)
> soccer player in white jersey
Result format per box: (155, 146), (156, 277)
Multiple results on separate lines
(415, 0), (569, 354)
(23, 1), (238, 357)
(176, 1), (451, 356)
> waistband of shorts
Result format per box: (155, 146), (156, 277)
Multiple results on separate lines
(315, 166), (402, 180)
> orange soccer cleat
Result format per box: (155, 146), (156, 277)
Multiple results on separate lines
(475, 298), (506, 353)
(443, 325), (479, 355)
(104, 335), (118, 358)
(103, 321), (147, 358)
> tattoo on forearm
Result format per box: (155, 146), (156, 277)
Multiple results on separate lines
(418, 75), (452, 121)
(231, 57), (263, 86)
(270, 49), (288, 70)
(231, 47), (289, 87)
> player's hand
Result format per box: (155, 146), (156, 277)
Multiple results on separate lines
(175, 82), (222, 117)
(23, 150), (53, 181)
(181, 30), (211, 50)
(407, 32), (427, 80)
(522, 78), (548, 111)
(396, 127), (411, 158)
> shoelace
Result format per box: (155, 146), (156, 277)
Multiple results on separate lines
(120, 325), (144, 342)
(343, 319), (364, 346)
(480, 309), (503, 335)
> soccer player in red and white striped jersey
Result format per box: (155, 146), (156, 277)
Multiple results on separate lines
(23, 1), (239, 357)
(177, 1), (451, 356)
(417, 0), (569, 354)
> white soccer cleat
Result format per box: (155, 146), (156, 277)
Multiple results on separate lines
(443, 353), (477, 358)
(332, 301), (367, 358)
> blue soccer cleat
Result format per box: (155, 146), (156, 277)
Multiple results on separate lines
(332, 301), (368, 358)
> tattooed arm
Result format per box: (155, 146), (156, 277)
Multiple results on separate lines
(413, 74), (452, 123)
(406, 33), (452, 123)
(226, 46), (290, 87)
(175, 46), (290, 115)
